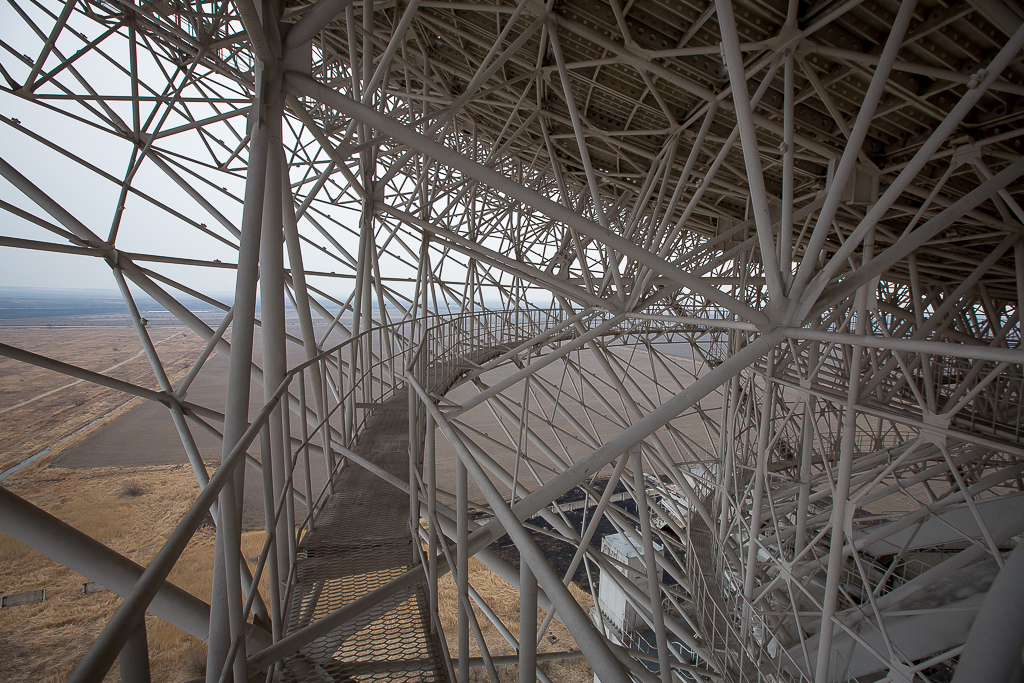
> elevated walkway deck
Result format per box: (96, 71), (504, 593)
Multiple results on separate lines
(279, 346), (516, 683)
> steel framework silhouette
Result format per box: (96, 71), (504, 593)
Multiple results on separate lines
(2, 0), (1024, 681)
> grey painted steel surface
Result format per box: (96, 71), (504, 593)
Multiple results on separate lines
(951, 542), (1024, 683)
(2, 0), (1024, 681)
(0, 487), (213, 642)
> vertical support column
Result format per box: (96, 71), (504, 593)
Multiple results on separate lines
(327, 354), (340, 489)
(347, 193), (370, 441)
(349, 184), (375, 434)
(780, 47), (795, 289)
(519, 559), (538, 683)
(457, 454), (470, 683)
(717, 339), (741, 545)
(793, 342), (817, 626)
(814, 230), (873, 683)
(361, 229), (373, 409)
(632, 447), (672, 683)
(409, 322), (422, 565)
(358, 123), (375, 409)
(282, 152), (335, 491)
(744, 349), (776, 624)
(119, 619), (151, 683)
(261, 98), (289, 638)
(715, 0), (783, 303)
(282, 398), (296, 569)
(795, 342), (818, 557)
(207, 89), (271, 683)
(258, 425), (282, 640)
(298, 371), (315, 531)
(426, 411), (438, 624)
(420, 227), (438, 612)
(1015, 240), (1024, 336)
(409, 397), (421, 564)
(408, 228), (426, 563)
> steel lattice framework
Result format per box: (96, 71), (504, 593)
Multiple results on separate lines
(2, 0), (1024, 681)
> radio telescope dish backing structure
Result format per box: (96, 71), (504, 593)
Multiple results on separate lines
(2, 0), (1024, 681)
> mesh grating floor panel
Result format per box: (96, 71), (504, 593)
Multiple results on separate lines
(281, 561), (443, 683)
(279, 346), (525, 683)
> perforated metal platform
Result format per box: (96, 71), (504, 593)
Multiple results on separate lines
(279, 345), (519, 683)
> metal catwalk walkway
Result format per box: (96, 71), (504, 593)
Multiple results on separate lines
(279, 347), (515, 683)
(688, 502), (740, 679)
(688, 496), (766, 682)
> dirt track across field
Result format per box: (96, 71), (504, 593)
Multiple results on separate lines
(51, 327), (333, 529)
(0, 327), (208, 475)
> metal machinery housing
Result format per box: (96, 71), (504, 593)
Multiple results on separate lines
(2, 0), (1024, 680)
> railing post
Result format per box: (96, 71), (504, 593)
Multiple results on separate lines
(258, 424), (283, 639)
(282, 399), (297, 570)
(457, 450), (470, 683)
(321, 353), (336, 482)
(298, 370), (315, 533)
(205, 77), (272, 683)
(338, 347), (349, 451)
(408, 320), (423, 565)
(519, 560), (538, 683)
(425, 410), (438, 625)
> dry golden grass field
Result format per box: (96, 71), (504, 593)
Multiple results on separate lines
(0, 326), (224, 681)
(0, 327), (209, 474)
(0, 461), (272, 682)
(437, 558), (594, 683)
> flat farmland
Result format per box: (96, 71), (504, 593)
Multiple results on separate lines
(0, 327), (210, 475)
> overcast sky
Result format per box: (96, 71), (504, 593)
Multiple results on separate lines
(0, 2), (539, 311)
(1, 3), (336, 296)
